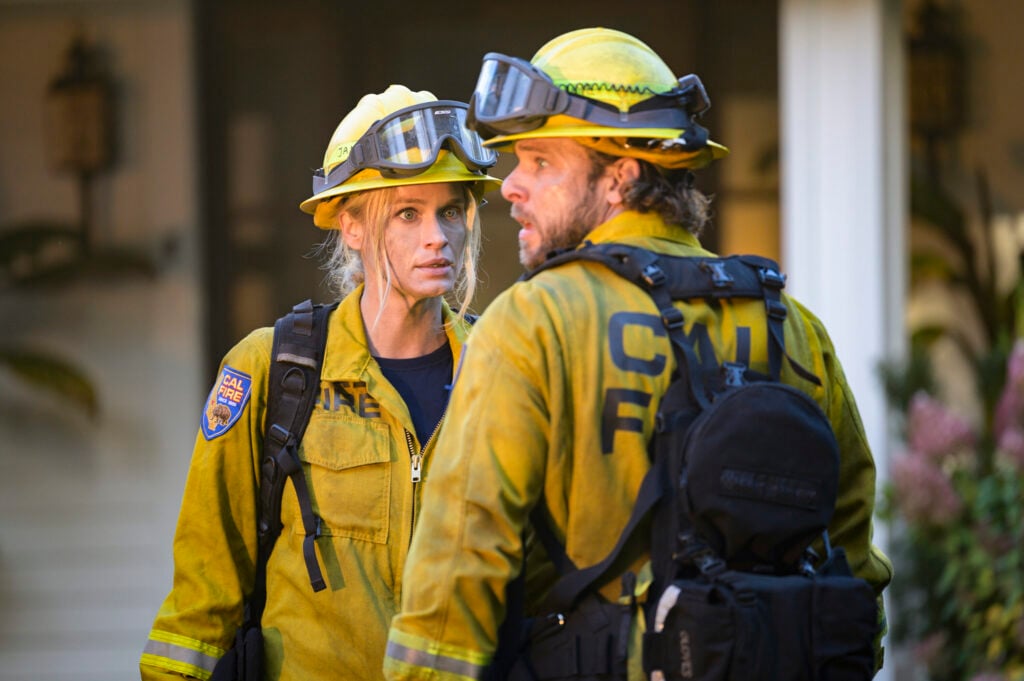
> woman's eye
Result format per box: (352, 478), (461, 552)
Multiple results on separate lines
(397, 208), (417, 221)
(441, 206), (463, 221)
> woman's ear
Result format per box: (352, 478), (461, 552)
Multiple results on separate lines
(339, 211), (363, 250)
(606, 157), (641, 207)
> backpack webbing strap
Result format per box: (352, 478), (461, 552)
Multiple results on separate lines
(529, 501), (576, 577)
(246, 299), (336, 626)
(542, 456), (670, 613)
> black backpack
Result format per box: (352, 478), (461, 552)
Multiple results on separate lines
(212, 299), (336, 681)
(496, 243), (878, 681)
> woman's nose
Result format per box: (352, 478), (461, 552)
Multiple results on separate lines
(422, 213), (449, 248)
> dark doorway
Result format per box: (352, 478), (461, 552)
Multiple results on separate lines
(195, 1), (778, 376)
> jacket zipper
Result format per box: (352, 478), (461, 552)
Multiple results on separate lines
(409, 411), (447, 484)
(405, 429), (421, 482)
(405, 410), (446, 542)
(404, 428), (422, 550)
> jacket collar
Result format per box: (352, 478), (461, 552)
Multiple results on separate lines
(584, 210), (704, 249)
(320, 284), (471, 383)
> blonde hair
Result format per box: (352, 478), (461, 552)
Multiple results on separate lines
(319, 183), (482, 324)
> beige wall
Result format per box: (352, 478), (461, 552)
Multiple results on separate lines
(0, 3), (200, 679)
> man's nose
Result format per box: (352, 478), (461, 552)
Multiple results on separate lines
(500, 166), (525, 203)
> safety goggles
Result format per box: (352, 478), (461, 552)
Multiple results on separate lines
(468, 52), (711, 142)
(312, 100), (497, 195)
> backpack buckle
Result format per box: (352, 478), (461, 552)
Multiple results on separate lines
(758, 267), (786, 289)
(268, 423), (291, 448)
(722, 362), (747, 387)
(641, 264), (666, 288)
(677, 539), (726, 576)
(766, 299), (787, 321)
(661, 307), (684, 330)
(702, 260), (734, 288)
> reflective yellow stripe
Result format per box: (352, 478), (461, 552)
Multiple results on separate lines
(141, 629), (225, 680)
(385, 639), (484, 680)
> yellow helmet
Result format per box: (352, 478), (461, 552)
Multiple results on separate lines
(299, 84), (502, 229)
(468, 27), (728, 169)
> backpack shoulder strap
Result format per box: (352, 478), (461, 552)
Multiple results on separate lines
(246, 299), (335, 625)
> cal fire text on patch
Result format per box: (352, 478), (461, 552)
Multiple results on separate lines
(201, 365), (252, 440)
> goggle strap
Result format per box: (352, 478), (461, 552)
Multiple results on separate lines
(676, 74), (711, 115)
(560, 94), (693, 130)
(543, 87), (569, 117)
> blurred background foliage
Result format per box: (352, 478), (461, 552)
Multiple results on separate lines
(0, 220), (161, 418)
(879, 161), (1024, 680)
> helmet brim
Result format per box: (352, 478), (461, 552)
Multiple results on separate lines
(299, 153), (502, 229)
(481, 116), (728, 169)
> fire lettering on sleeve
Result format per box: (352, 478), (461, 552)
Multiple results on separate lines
(201, 365), (253, 440)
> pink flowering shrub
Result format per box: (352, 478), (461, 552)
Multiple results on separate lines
(906, 391), (976, 462)
(884, 341), (1024, 680)
(889, 448), (962, 526)
(995, 343), (1024, 469)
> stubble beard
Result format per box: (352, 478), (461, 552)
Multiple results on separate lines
(519, 188), (606, 270)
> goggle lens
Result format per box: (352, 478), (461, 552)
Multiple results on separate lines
(473, 58), (538, 121)
(313, 101), (496, 195)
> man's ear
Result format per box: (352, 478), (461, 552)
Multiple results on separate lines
(339, 211), (363, 250)
(606, 157), (641, 206)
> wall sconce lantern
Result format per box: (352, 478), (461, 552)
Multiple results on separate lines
(44, 31), (116, 252)
(908, 0), (966, 174)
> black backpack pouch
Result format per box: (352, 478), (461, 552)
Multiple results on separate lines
(810, 550), (879, 681)
(641, 576), (746, 681)
(643, 549), (877, 681)
(682, 381), (841, 569)
(508, 592), (631, 681)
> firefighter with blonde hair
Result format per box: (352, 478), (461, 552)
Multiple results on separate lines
(141, 84), (500, 681)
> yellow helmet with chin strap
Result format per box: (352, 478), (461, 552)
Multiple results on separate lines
(300, 84), (502, 229)
(468, 27), (728, 169)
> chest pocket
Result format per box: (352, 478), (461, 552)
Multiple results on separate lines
(296, 410), (392, 544)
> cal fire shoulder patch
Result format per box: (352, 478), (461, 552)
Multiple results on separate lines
(201, 365), (252, 440)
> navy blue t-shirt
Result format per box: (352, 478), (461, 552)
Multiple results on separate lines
(374, 341), (454, 448)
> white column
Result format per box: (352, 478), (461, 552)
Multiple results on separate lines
(780, 1), (905, 678)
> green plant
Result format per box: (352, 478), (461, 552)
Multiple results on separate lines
(880, 168), (1024, 681)
(0, 346), (98, 417)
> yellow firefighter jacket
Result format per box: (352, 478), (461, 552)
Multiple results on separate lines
(140, 289), (472, 681)
(383, 211), (893, 681)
